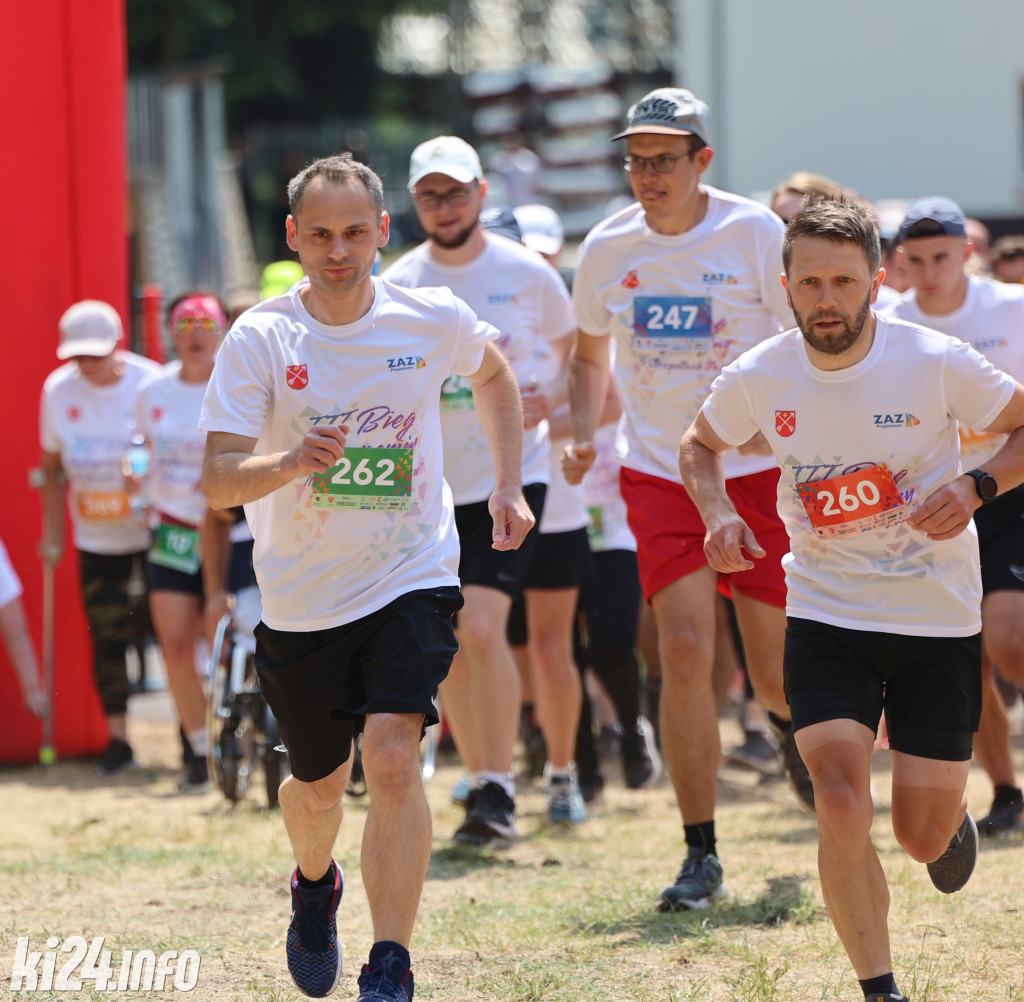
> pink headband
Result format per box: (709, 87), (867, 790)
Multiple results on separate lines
(169, 294), (227, 332)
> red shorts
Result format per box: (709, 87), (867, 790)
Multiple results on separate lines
(620, 466), (788, 609)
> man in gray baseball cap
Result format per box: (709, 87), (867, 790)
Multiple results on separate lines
(564, 84), (811, 914)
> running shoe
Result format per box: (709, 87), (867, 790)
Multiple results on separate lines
(727, 730), (783, 776)
(766, 712), (815, 812)
(177, 756), (209, 793)
(95, 738), (138, 776)
(357, 955), (414, 1002)
(977, 785), (1024, 836)
(548, 773), (588, 824)
(454, 781), (518, 845)
(927, 812), (978, 894)
(450, 773), (471, 807)
(286, 861), (343, 998)
(656, 850), (727, 911)
(864, 994), (910, 1002)
(621, 718), (663, 789)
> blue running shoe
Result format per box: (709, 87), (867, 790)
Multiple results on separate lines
(357, 952), (415, 1001)
(286, 861), (343, 998)
(548, 773), (587, 824)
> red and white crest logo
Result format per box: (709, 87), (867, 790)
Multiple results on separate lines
(621, 270), (640, 289)
(68, 407), (81, 422)
(286, 364), (308, 390)
(775, 410), (796, 437)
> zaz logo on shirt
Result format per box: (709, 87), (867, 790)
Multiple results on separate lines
(873, 412), (920, 429)
(387, 356), (426, 372)
(286, 364), (309, 390)
(702, 273), (738, 286)
(488, 293), (517, 305)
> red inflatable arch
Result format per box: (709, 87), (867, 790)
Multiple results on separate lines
(0, 1), (128, 762)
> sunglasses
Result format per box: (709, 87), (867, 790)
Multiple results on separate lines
(174, 316), (222, 334)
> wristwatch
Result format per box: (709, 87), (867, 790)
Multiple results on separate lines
(966, 468), (998, 504)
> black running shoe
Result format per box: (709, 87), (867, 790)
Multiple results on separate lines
(927, 812), (978, 894)
(621, 719), (663, 789)
(95, 738), (138, 776)
(454, 781), (518, 845)
(864, 994), (910, 1002)
(766, 712), (815, 812)
(656, 849), (727, 911)
(177, 755), (209, 793)
(977, 785), (1024, 836)
(357, 954), (414, 1002)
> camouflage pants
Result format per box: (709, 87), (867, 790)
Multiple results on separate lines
(77, 550), (144, 717)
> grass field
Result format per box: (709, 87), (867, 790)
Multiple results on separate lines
(2, 695), (1024, 1001)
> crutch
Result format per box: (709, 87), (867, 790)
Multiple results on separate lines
(29, 466), (57, 764)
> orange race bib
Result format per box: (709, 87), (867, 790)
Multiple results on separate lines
(795, 464), (907, 538)
(76, 490), (131, 522)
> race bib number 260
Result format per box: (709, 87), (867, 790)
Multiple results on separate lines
(310, 447), (413, 511)
(796, 464), (907, 538)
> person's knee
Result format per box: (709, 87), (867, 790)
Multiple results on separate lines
(282, 768), (347, 813)
(659, 622), (713, 687)
(362, 718), (423, 794)
(808, 761), (872, 840)
(457, 606), (506, 659)
(892, 806), (959, 862)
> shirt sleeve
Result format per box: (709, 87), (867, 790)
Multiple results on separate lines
(449, 296), (499, 377)
(199, 329), (272, 438)
(572, 239), (612, 338)
(536, 264), (575, 343)
(700, 360), (762, 447)
(943, 337), (1017, 431)
(39, 381), (59, 454)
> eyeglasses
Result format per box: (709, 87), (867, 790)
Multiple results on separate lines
(174, 316), (221, 334)
(622, 152), (696, 174)
(411, 186), (475, 211)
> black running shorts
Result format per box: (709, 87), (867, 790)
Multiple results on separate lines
(254, 586), (463, 782)
(974, 483), (1024, 595)
(783, 617), (982, 762)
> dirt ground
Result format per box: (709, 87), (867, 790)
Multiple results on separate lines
(3, 689), (1024, 1001)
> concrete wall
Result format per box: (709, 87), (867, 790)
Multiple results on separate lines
(677, 0), (1024, 217)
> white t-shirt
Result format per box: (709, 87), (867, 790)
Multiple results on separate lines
(134, 362), (209, 527)
(702, 314), (1015, 636)
(0, 538), (23, 609)
(383, 233), (575, 504)
(873, 283), (903, 311)
(199, 278), (495, 632)
(882, 276), (1024, 466)
(573, 188), (794, 483)
(583, 422), (636, 553)
(40, 352), (162, 554)
(540, 436), (589, 535)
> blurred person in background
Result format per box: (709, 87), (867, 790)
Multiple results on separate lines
(134, 291), (228, 790)
(965, 217), (992, 275)
(386, 137), (582, 837)
(0, 537), (47, 718)
(770, 170), (842, 223)
(38, 300), (161, 774)
(564, 88), (812, 914)
(991, 234), (1024, 284)
(883, 196), (1024, 835)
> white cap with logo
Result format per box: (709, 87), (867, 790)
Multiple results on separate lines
(57, 300), (123, 360)
(408, 136), (484, 190)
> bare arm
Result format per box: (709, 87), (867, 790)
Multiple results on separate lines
(466, 342), (536, 550)
(200, 506), (237, 643)
(0, 598), (46, 718)
(910, 383), (1024, 540)
(200, 425), (348, 510)
(38, 451), (66, 565)
(562, 329), (611, 484)
(678, 412), (766, 572)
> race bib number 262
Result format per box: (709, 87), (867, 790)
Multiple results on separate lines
(310, 447), (413, 512)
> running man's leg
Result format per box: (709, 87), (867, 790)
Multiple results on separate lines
(278, 761), (351, 884)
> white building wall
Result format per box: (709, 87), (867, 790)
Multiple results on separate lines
(676, 0), (1024, 216)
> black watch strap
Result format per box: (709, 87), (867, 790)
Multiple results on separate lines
(966, 468), (998, 504)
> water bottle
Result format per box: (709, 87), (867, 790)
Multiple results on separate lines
(123, 434), (151, 527)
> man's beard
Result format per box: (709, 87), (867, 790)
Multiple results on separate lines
(427, 219), (478, 250)
(796, 295), (871, 356)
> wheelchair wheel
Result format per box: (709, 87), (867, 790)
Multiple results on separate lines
(206, 615), (238, 799)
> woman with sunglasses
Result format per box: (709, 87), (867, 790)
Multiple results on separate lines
(134, 290), (228, 790)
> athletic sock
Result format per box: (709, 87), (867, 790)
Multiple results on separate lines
(477, 770), (515, 798)
(859, 972), (899, 999)
(296, 864), (335, 889)
(368, 940), (410, 973)
(684, 821), (717, 859)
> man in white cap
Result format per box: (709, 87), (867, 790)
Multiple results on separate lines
(882, 196), (1024, 837)
(385, 137), (586, 840)
(563, 88), (811, 911)
(38, 300), (161, 774)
